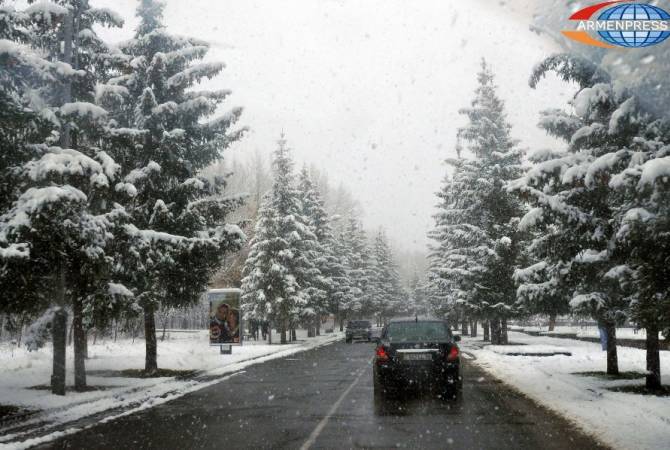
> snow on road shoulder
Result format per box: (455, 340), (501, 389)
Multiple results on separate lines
(0, 330), (342, 449)
(462, 331), (670, 450)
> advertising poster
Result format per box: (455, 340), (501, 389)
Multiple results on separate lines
(208, 288), (242, 345)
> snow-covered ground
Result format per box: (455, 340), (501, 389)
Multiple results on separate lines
(0, 330), (342, 449)
(509, 324), (657, 341)
(462, 331), (670, 450)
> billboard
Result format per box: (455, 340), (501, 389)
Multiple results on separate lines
(208, 288), (242, 346)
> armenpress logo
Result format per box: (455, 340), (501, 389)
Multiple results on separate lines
(562, 1), (670, 48)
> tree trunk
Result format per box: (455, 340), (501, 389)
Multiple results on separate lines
(501, 318), (508, 345)
(73, 297), (87, 391)
(280, 321), (287, 344)
(645, 322), (661, 390)
(470, 320), (477, 338)
(490, 319), (501, 345)
(548, 313), (557, 332)
(483, 321), (490, 342)
(605, 321), (618, 375)
(51, 309), (67, 395)
(291, 328), (297, 341)
(316, 317), (321, 336)
(144, 305), (158, 374)
(461, 320), (468, 335)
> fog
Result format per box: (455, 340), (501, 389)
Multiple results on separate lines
(94, 0), (574, 251)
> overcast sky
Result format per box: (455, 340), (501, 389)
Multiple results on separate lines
(94, 0), (574, 252)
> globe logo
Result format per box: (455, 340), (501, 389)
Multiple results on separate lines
(598, 3), (670, 47)
(562, 1), (670, 48)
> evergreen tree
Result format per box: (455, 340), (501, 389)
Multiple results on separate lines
(99, 0), (245, 373)
(0, 0), (133, 392)
(511, 54), (645, 375)
(428, 60), (523, 342)
(370, 229), (404, 324)
(341, 218), (373, 320)
(297, 167), (342, 336)
(241, 136), (318, 344)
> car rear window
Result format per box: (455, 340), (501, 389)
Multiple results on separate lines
(348, 321), (370, 328)
(385, 322), (451, 342)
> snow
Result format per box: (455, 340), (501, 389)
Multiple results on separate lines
(0, 331), (342, 449)
(572, 84), (611, 118)
(608, 97), (637, 134)
(23, 1), (68, 23)
(25, 148), (103, 182)
(462, 331), (670, 450)
(0, 243), (30, 259)
(94, 84), (129, 103)
(638, 156), (670, 188)
(570, 292), (606, 310)
(2, 186), (87, 232)
(107, 282), (133, 297)
(510, 325), (660, 341)
(60, 102), (108, 120)
(166, 62), (225, 89)
(518, 207), (543, 231)
(486, 344), (571, 355)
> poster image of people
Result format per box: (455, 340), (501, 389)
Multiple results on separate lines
(208, 288), (242, 345)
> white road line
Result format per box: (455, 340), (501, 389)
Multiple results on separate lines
(300, 363), (368, 450)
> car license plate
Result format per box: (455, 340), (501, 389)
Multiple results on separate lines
(403, 353), (432, 361)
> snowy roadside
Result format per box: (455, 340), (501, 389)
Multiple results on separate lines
(0, 330), (343, 449)
(509, 324), (657, 341)
(461, 331), (670, 450)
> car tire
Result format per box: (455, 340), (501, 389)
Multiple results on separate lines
(441, 377), (462, 401)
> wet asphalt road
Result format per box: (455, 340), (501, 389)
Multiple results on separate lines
(44, 340), (607, 450)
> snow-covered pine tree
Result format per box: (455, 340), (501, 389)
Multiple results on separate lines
(298, 167), (341, 336)
(0, 3), (73, 320)
(99, 0), (245, 373)
(241, 136), (317, 344)
(370, 229), (405, 324)
(427, 154), (487, 334)
(331, 229), (354, 331)
(0, 0), (135, 392)
(341, 218), (373, 320)
(457, 59), (525, 342)
(510, 54), (644, 375)
(607, 110), (670, 390)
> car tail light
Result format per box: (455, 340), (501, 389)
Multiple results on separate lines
(446, 345), (459, 361)
(375, 346), (389, 361)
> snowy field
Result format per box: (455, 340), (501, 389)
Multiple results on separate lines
(509, 325), (657, 341)
(0, 330), (342, 449)
(463, 331), (670, 450)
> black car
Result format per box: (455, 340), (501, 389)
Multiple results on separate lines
(373, 318), (461, 398)
(345, 320), (372, 343)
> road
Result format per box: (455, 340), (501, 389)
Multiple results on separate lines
(43, 340), (607, 450)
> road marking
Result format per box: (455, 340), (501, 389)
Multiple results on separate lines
(299, 362), (368, 450)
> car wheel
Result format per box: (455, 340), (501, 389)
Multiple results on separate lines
(441, 377), (462, 401)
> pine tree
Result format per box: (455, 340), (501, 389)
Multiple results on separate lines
(510, 54), (644, 375)
(241, 136), (317, 344)
(340, 218), (373, 320)
(98, 0), (245, 373)
(0, 0), (133, 392)
(297, 167), (344, 336)
(428, 60), (523, 343)
(370, 229), (404, 324)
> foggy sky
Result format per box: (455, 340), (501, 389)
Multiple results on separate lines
(94, 0), (574, 252)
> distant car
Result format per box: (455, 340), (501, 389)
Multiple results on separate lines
(345, 320), (372, 343)
(373, 318), (461, 399)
